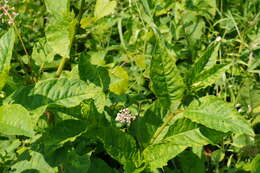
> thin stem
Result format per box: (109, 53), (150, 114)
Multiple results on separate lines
(150, 110), (183, 144)
(1, 5), (32, 73)
(13, 24), (31, 65)
(55, 57), (68, 77)
(118, 18), (126, 50)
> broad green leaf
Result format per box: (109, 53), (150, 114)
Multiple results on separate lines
(129, 100), (169, 148)
(166, 118), (198, 137)
(0, 139), (21, 163)
(186, 43), (227, 90)
(47, 149), (91, 173)
(79, 53), (110, 90)
(109, 66), (128, 95)
(178, 150), (205, 173)
(39, 120), (87, 152)
(31, 38), (55, 66)
(174, 96), (254, 136)
(45, 0), (76, 58)
(8, 78), (104, 110)
(251, 154), (260, 173)
(193, 0), (217, 17)
(0, 104), (34, 137)
(0, 28), (15, 90)
(186, 44), (219, 86)
(192, 64), (230, 90)
(183, 12), (205, 44)
(61, 151), (91, 173)
(90, 126), (137, 166)
(88, 158), (118, 173)
(44, 0), (70, 16)
(211, 149), (225, 164)
(45, 13), (76, 58)
(143, 128), (211, 169)
(167, 118), (226, 144)
(150, 45), (185, 107)
(94, 0), (117, 20)
(11, 151), (58, 173)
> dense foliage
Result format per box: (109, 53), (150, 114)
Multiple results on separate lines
(0, 0), (259, 172)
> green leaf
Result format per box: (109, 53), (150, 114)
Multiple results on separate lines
(31, 38), (55, 66)
(0, 28), (15, 90)
(251, 154), (260, 173)
(178, 150), (205, 173)
(94, 0), (117, 20)
(90, 126), (137, 166)
(143, 128), (211, 169)
(88, 158), (118, 173)
(166, 118), (198, 137)
(44, 0), (70, 16)
(47, 148), (91, 173)
(174, 96), (254, 136)
(0, 104), (35, 137)
(79, 52), (110, 90)
(109, 66), (128, 95)
(129, 100), (169, 148)
(182, 12), (205, 44)
(192, 64), (230, 90)
(45, 13), (76, 58)
(211, 149), (225, 164)
(45, 0), (76, 58)
(11, 151), (58, 173)
(8, 78), (104, 111)
(150, 45), (185, 107)
(39, 120), (87, 152)
(187, 44), (219, 86)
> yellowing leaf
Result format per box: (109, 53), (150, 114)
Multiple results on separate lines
(94, 0), (117, 20)
(109, 66), (128, 95)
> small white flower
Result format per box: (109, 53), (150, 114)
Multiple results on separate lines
(115, 108), (136, 125)
(235, 103), (241, 108)
(238, 108), (244, 113)
(247, 105), (252, 113)
(215, 36), (222, 42)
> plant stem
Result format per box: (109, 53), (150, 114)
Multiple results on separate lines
(13, 24), (31, 66)
(150, 110), (183, 144)
(55, 57), (68, 77)
(2, 5), (32, 72)
(118, 18), (126, 50)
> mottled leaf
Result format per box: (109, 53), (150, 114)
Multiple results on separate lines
(150, 45), (185, 107)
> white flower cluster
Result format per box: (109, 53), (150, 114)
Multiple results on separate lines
(115, 108), (136, 125)
(0, 0), (19, 25)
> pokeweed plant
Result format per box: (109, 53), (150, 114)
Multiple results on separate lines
(0, 0), (259, 173)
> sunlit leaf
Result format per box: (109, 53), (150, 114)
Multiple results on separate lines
(143, 129), (211, 169)
(0, 104), (34, 137)
(94, 0), (117, 19)
(174, 96), (254, 136)
(0, 28), (15, 90)
(109, 66), (128, 95)
(11, 151), (58, 173)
